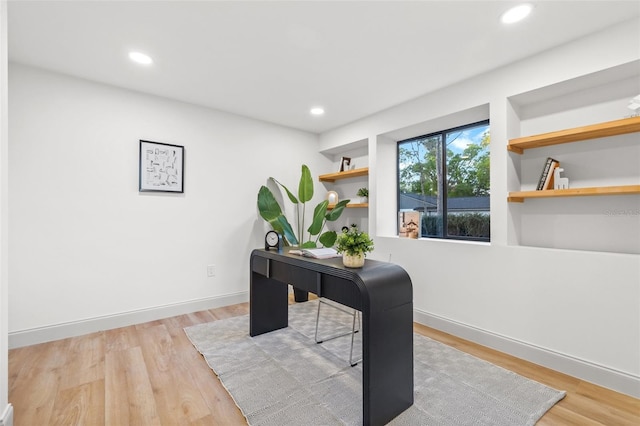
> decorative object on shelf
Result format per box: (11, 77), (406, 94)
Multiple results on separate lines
(257, 165), (350, 248)
(399, 211), (421, 239)
(356, 187), (369, 203)
(326, 191), (339, 204)
(139, 140), (184, 193)
(339, 156), (351, 172)
(335, 224), (374, 268)
(553, 168), (569, 190)
(264, 230), (283, 252)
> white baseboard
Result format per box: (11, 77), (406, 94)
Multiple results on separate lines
(414, 308), (640, 398)
(8, 291), (249, 349)
(0, 404), (13, 426)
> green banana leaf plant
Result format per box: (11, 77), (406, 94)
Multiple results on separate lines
(257, 164), (350, 248)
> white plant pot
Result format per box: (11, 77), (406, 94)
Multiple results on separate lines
(343, 252), (365, 268)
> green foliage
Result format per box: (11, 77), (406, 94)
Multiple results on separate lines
(257, 185), (298, 245)
(398, 135), (440, 195)
(447, 131), (490, 197)
(335, 224), (374, 256)
(297, 165), (313, 203)
(422, 213), (490, 238)
(356, 187), (369, 197)
(257, 165), (350, 248)
(398, 128), (490, 197)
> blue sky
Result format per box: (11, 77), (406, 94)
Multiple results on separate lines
(446, 124), (489, 155)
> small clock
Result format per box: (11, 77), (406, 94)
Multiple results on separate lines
(265, 230), (283, 252)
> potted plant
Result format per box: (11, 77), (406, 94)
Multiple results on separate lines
(356, 187), (368, 204)
(258, 165), (352, 301)
(335, 224), (374, 268)
(257, 164), (350, 248)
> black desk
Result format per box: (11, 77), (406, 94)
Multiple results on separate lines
(250, 248), (414, 426)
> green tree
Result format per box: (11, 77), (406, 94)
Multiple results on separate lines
(447, 131), (490, 197)
(399, 130), (489, 198)
(398, 135), (440, 195)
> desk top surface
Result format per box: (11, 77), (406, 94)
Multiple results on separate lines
(252, 247), (397, 276)
(251, 247), (412, 305)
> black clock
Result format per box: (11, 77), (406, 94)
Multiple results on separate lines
(265, 230), (283, 252)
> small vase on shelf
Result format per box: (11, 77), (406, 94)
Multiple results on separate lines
(356, 188), (369, 205)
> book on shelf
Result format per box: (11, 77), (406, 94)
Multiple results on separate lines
(537, 157), (559, 190)
(544, 161), (560, 190)
(289, 247), (341, 259)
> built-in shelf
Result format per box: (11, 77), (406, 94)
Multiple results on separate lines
(508, 116), (640, 202)
(508, 185), (640, 202)
(318, 167), (369, 182)
(327, 203), (368, 210)
(507, 116), (640, 154)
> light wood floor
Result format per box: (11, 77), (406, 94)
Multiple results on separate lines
(8, 299), (640, 425)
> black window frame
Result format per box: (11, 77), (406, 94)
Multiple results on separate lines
(397, 119), (490, 242)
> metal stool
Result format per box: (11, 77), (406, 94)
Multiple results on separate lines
(314, 299), (362, 366)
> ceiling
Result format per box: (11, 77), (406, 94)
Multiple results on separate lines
(7, 1), (640, 134)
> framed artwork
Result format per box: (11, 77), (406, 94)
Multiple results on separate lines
(339, 156), (351, 172)
(139, 140), (184, 193)
(399, 211), (421, 239)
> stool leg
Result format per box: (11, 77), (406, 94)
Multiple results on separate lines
(315, 299), (362, 366)
(315, 299), (359, 343)
(350, 310), (362, 367)
(314, 298), (323, 343)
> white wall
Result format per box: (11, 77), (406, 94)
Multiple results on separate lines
(7, 63), (328, 346)
(0, 1), (11, 424)
(319, 20), (640, 397)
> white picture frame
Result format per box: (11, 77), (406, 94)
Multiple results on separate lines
(139, 140), (184, 193)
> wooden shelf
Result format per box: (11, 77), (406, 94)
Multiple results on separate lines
(507, 116), (640, 154)
(327, 203), (368, 209)
(508, 185), (640, 202)
(319, 167), (369, 182)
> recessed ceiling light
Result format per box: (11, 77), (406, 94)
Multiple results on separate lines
(128, 51), (153, 65)
(310, 107), (325, 116)
(501, 3), (533, 24)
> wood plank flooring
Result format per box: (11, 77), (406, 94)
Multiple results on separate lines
(9, 299), (640, 425)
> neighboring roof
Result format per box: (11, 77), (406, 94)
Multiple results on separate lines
(399, 193), (489, 212)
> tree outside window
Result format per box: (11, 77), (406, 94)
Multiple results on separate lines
(398, 120), (490, 241)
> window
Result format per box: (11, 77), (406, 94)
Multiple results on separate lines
(397, 120), (490, 241)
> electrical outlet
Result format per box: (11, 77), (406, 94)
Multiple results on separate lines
(207, 264), (216, 277)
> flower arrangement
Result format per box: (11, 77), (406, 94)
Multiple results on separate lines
(336, 224), (374, 257)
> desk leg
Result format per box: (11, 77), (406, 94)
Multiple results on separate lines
(293, 288), (309, 302)
(250, 271), (288, 337)
(363, 301), (414, 426)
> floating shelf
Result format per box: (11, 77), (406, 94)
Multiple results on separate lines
(327, 203), (368, 209)
(507, 116), (640, 154)
(319, 167), (369, 182)
(508, 185), (640, 202)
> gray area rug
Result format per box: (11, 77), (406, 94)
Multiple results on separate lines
(184, 300), (565, 425)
